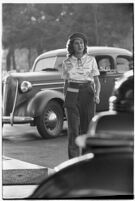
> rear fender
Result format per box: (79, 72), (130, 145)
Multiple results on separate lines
(27, 90), (64, 117)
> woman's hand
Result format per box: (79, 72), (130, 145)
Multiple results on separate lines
(93, 76), (101, 104)
(94, 95), (100, 104)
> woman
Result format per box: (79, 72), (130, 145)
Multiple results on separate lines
(62, 32), (101, 159)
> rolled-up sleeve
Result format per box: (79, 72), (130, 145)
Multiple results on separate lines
(92, 57), (100, 76)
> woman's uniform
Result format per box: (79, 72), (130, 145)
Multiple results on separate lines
(62, 53), (100, 159)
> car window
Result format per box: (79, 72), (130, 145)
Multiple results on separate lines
(116, 56), (131, 73)
(95, 56), (114, 71)
(54, 56), (66, 71)
(34, 57), (57, 72)
(98, 58), (111, 71)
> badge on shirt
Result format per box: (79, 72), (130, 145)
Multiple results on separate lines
(64, 58), (73, 70)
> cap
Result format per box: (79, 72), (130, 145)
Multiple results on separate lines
(68, 32), (87, 43)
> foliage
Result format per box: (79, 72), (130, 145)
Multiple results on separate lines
(2, 3), (133, 70)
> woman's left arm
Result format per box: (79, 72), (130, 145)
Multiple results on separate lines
(94, 76), (101, 104)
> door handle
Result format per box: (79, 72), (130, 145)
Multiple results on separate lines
(103, 78), (106, 83)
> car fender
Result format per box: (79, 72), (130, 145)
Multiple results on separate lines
(31, 151), (133, 198)
(27, 89), (64, 117)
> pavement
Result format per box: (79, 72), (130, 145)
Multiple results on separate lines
(2, 156), (53, 199)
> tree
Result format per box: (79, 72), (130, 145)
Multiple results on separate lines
(2, 4), (30, 70)
(2, 3), (133, 71)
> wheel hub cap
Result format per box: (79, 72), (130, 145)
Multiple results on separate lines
(46, 111), (57, 129)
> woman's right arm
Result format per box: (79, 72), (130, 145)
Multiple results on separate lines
(61, 61), (69, 96)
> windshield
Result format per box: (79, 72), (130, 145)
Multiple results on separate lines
(34, 57), (57, 72)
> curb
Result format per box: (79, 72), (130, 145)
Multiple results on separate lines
(3, 156), (48, 170)
(2, 156), (54, 199)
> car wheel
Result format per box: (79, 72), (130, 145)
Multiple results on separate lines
(36, 100), (64, 138)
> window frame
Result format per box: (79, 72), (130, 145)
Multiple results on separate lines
(34, 56), (57, 72)
(116, 55), (132, 73)
(95, 55), (115, 72)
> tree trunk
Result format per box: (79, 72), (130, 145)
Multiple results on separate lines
(28, 48), (31, 70)
(6, 48), (12, 71)
(12, 47), (16, 70)
(37, 43), (44, 56)
(6, 46), (16, 71)
(93, 5), (99, 45)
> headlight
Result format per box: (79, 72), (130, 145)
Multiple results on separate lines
(20, 81), (32, 93)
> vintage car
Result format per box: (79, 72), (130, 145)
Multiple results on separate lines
(2, 46), (132, 138)
(30, 70), (134, 199)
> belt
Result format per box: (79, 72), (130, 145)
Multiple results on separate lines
(68, 81), (92, 86)
(67, 81), (93, 93)
(69, 79), (91, 84)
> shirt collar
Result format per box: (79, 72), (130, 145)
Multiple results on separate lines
(71, 54), (87, 61)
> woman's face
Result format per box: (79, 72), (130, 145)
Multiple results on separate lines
(73, 38), (85, 54)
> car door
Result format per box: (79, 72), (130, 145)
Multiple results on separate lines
(95, 55), (117, 112)
(95, 55), (132, 112)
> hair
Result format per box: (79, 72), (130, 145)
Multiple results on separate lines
(66, 33), (88, 57)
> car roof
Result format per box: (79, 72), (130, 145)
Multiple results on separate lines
(36, 46), (132, 60)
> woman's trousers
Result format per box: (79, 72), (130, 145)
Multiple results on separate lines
(64, 82), (95, 159)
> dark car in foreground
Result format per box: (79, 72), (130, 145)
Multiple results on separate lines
(31, 149), (133, 199)
(2, 47), (132, 138)
(30, 70), (134, 199)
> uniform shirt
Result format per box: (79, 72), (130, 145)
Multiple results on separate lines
(62, 54), (100, 82)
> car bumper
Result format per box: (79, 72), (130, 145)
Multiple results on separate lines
(2, 116), (34, 124)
